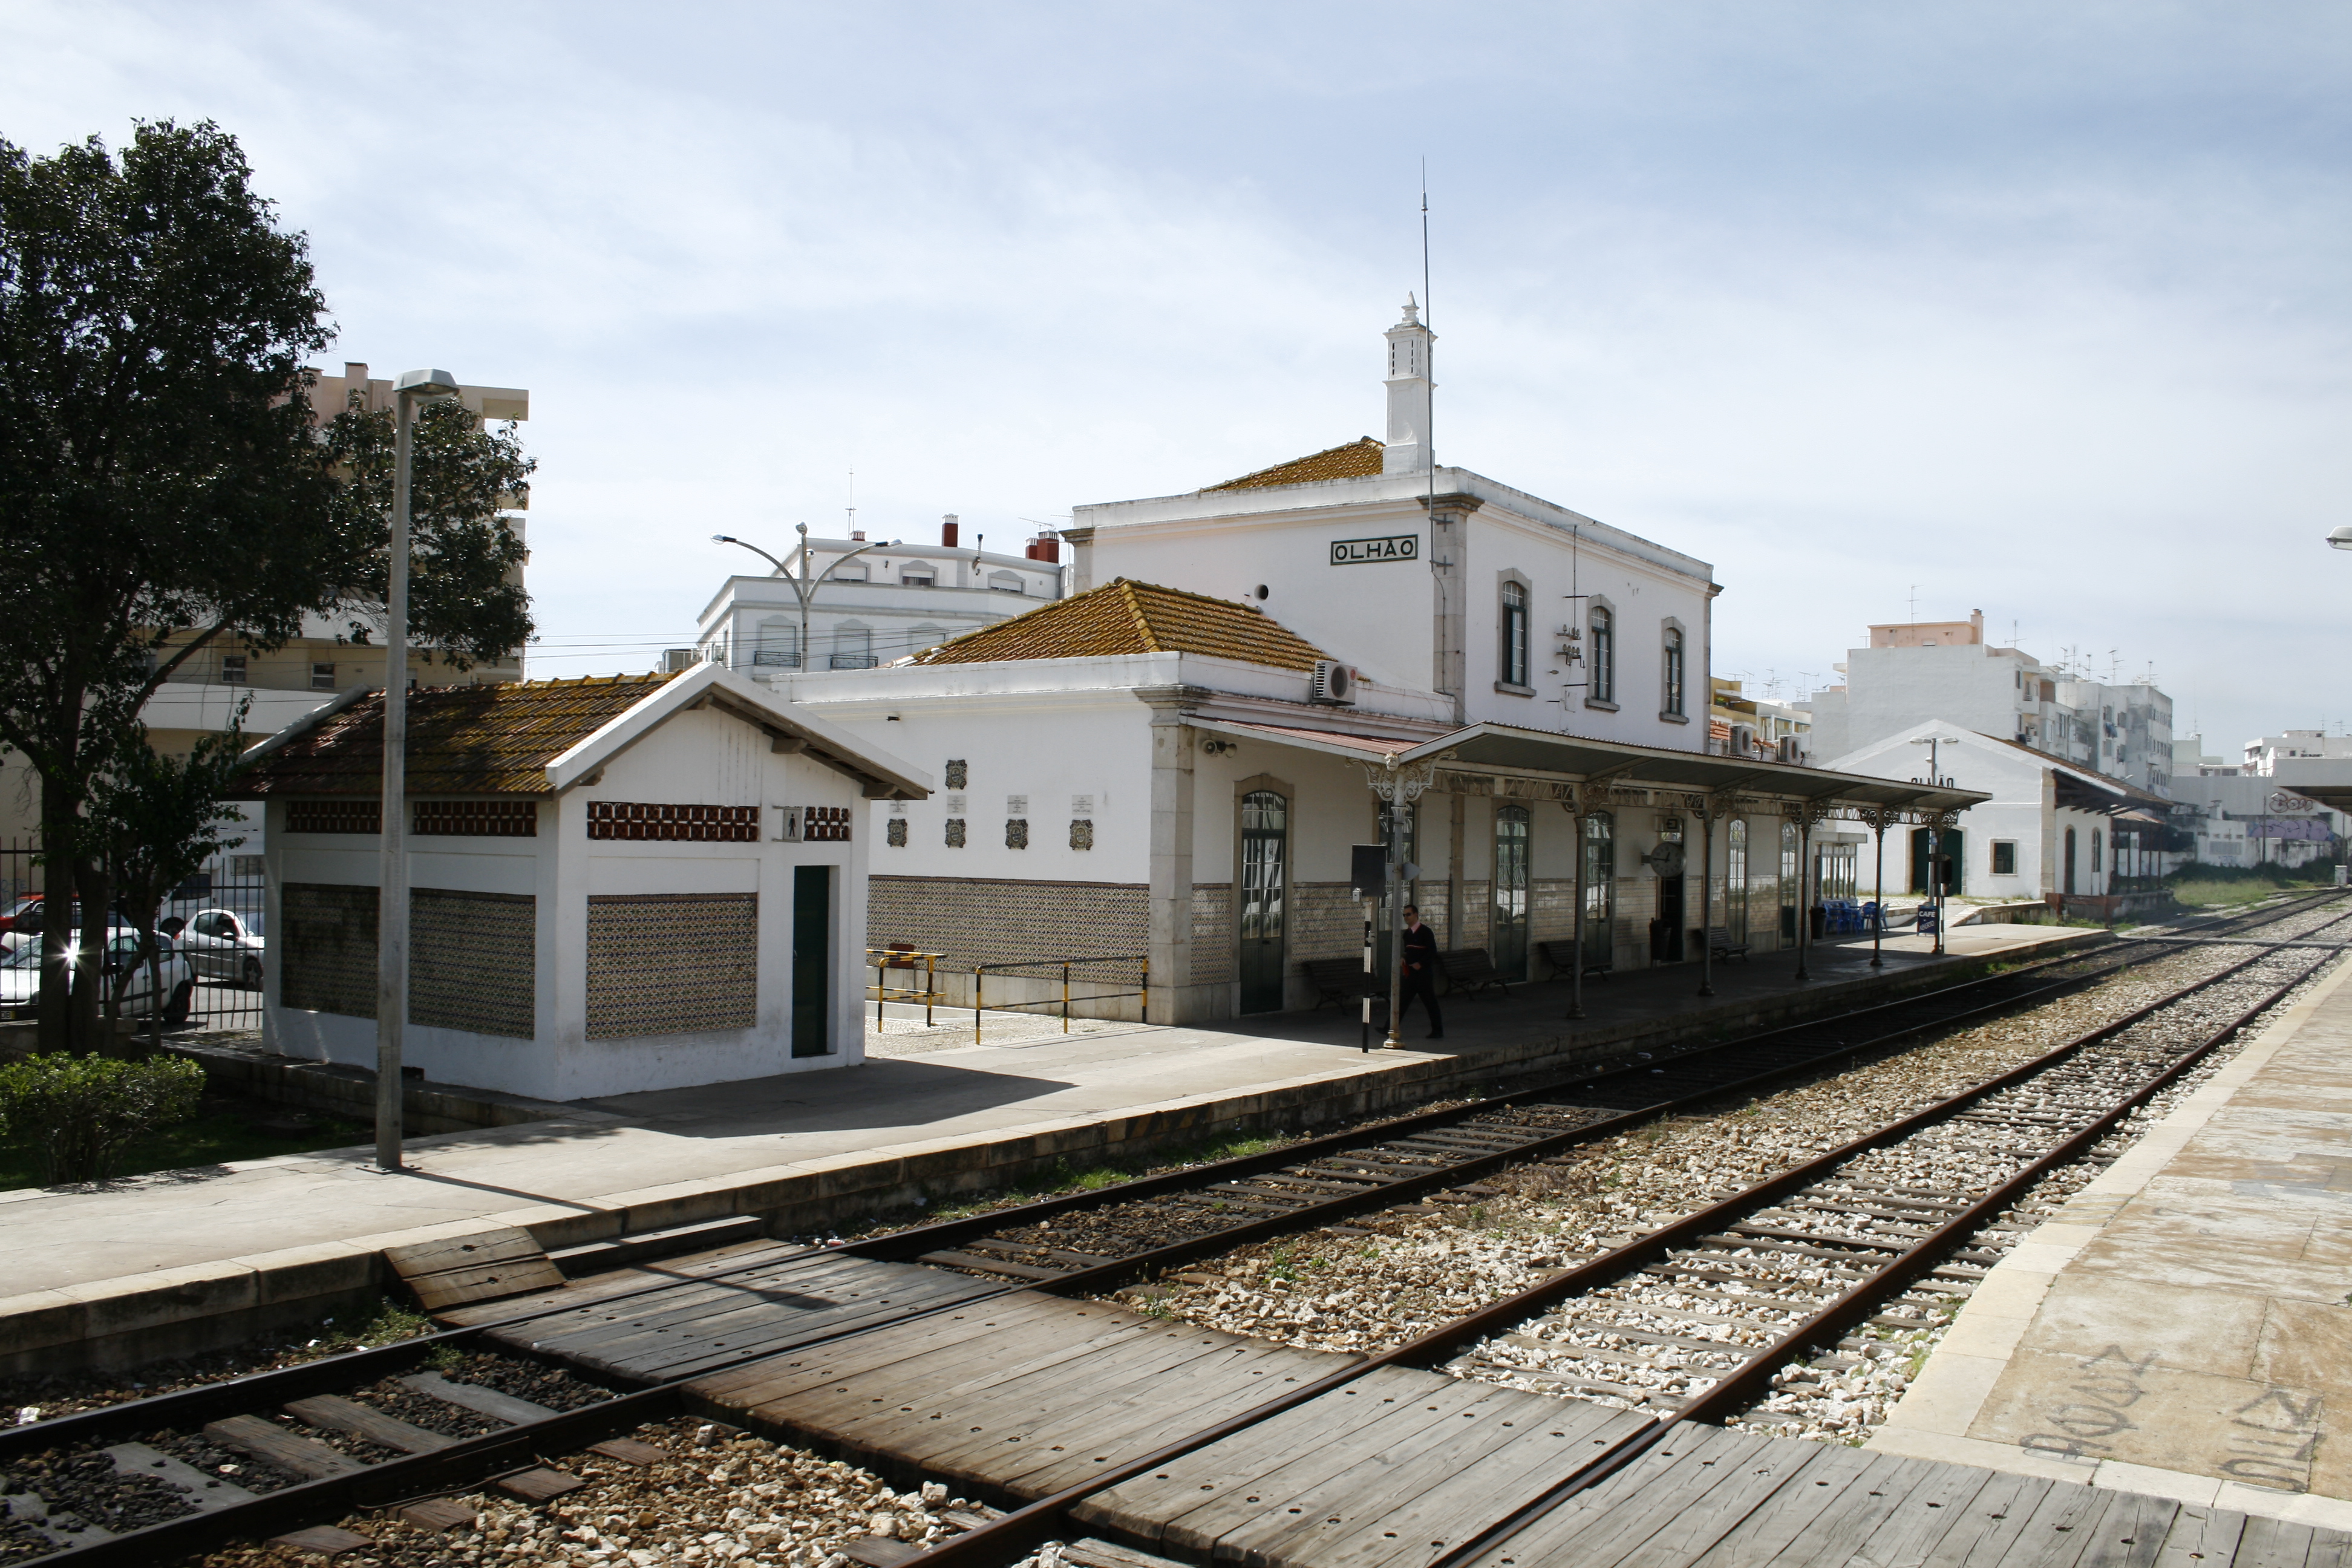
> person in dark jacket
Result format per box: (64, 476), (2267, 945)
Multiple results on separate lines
(1399, 904), (1443, 1040)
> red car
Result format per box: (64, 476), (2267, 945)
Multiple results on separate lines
(0, 895), (42, 934)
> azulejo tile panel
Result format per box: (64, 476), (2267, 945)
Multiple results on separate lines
(586, 801), (759, 843)
(415, 800), (538, 837)
(868, 877), (1146, 970)
(411, 889), (535, 1038)
(282, 882), (379, 1018)
(586, 892), (757, 1039)
(1191, 883), (1233, 985)
(286, 801), (381, 835)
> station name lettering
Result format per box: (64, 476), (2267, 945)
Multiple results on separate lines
(1330, 534), (1420, 566)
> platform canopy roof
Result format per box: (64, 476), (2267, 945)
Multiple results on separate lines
(1191, 717), (1991, 817)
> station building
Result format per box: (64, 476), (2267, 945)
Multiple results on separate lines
(232, 665), (928, 1099)
(757, 301), (1984, 1022)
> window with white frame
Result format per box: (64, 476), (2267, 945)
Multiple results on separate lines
(1589, 607), (1614, 704)
(221, 653), (247, 684)
(311, 662), (336, 690)
(1498, 580), (1529, 687)
(1661, 626), (1685, 717)
(831, 624), (874, 669)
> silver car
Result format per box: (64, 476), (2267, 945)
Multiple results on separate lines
(174, 907), (266, 989)
(0, 929), (197, 1024)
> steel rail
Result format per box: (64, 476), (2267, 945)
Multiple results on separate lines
(874, 937), (2341, 1567)
(8, 895), (2339, 1564)
(1428, 939), (2344, 1568)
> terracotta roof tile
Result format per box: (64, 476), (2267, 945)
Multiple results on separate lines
(912, 580), (1327, 671)
(1202, 437), (1385, 492)
(234, 674), (673, 797)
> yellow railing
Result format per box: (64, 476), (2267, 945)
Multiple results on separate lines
(970, 953), (1148, 1043)
(865, 946), (949, 1028)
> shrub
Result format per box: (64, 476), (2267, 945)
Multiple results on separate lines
(0, 1053), (205, 1184)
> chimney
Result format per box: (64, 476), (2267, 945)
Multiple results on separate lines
(1382, 296), (1435, 475)
(1970, 609), (1985, 644)
(851, 530), (866, 543)
(941, 514), (959, 547)
(1027, 535), (1060, 563)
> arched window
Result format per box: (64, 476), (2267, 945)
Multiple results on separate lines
(1661, 627), (1685, 717)
(1589, 607), (1615, 704)
(1726, 819), (1748, 941)
(1238, 791), (1289, 1014)
(1581, 812), (1615, 952)
(2091, 829), (2102, 874)
(830, 624), (874, 670)
(1493, 804), (1530, 975)
(1499, 581), (1529, 687)
(751, 618), (799, 668)
(988, 570), (1026, 594)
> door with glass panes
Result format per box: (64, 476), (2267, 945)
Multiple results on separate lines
(1238, 791), (1289, 1013)
(1492, 805), (1530, 978)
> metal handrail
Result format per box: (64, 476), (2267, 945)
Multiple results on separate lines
(970, 952), (1147, 1042)
(864, 946), (947, 1028)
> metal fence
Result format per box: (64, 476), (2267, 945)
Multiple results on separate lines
(0, 836), (266, 1037)
(970, 953), (1148, 1042)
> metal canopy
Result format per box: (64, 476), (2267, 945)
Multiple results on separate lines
(1200, 717), (1989, 815)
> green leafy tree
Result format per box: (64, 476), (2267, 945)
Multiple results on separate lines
(87, 717), (252, 1048)
(0, 1052), (205, 1184)
(0, 120), (534, 1053)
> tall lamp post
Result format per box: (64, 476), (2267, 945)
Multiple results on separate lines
(713, 525), (903, 670)
(1909, 735), (1959, 956)
(376, 368), (459, 1174)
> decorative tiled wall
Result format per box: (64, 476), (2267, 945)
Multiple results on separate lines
(281, 882), (379, 1016)
(584, 892), (758, 1039)
(1191, 884), (1233, 985)
(414, 801), (537, 837)
(1532, 878), (1576, 941)
(411, 890), (535, 1037)
(868, 877), (1147, 969)
(281, 883), (535, 1037)
(1289, 883), (1367, 964)
(286, 802), (381, 835)
(585, 802), (760, 842)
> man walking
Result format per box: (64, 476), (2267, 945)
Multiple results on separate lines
(1399, 903), (1443, 1040)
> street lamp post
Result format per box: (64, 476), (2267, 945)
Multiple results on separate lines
(376, 368), (459, 1174)
(713, 526), (904, 671)
(1909, 735), (1959, 955)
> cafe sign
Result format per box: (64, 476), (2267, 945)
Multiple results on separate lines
(1329, 534), (1420, 566)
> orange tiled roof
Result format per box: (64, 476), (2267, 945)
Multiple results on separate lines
(912, 580), (1327, 671)
(1202, 437), (1385, 492)
(234, 674), (674, 797)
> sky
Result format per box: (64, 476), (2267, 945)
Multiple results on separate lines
(4, 2), (2348, 754)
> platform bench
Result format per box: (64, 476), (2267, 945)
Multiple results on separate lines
(1705, 927), (1751, 963)
(1437, 948), (1514, 999)
(1537, 939), (1612, 981)
(1302, 957), (1385, 1010)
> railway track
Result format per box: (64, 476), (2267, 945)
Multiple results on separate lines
(2, 893), (2342, 1566)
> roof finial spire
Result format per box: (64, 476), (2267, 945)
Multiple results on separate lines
(1401, 293), (1420, 325)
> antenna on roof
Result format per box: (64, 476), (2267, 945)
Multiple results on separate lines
(1421, 157), (1434, 518)
(845, 468), (856, 537)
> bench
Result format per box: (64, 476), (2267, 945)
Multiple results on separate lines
(1437, 947), (1514, 999)
(1705, 926), (1750, 963)
(1537, 939), (1612, 981)
(1302, 956), (1385, 1010)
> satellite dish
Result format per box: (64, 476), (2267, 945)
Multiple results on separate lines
(1644, 842), (1687, 877)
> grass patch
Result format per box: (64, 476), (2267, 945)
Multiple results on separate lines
(0, 1089), (370, 1192)
(913, 1127), (1302, 1225)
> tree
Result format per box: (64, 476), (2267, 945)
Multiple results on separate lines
(87, 717), (250, 1050)
(0, 120), (534, 1052)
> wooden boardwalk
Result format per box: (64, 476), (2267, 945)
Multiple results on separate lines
(448, 1256), (2352, 1567)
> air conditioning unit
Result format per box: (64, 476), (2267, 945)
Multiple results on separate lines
(1776, 735), (1804, 763)
(1730, 724), (1756, 756)
(1309, 660), (1357, 705)
(659, 648), (699, 674)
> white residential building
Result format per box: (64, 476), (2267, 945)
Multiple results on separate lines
(694, 521), (1065, 676)
(1800, 612), (2173, 797)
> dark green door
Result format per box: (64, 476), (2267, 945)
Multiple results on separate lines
(1239, 791), (1288, 1014)
(792, 864), (832, 1056)
(1911, 828), (1964, 896)
(1493, 805), (1529, 977)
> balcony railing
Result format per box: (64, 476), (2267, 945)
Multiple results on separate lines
(829, 654), (878, 670)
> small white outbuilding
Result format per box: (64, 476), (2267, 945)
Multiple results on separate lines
(235, 664), (929, 1100)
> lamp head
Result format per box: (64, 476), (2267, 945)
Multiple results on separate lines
(2329, 524), (2352, 552)
(394, 368), (460, 399)
(711, 534), (734, 544)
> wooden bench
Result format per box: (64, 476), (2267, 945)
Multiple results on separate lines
(1302, 956), (1384, 1010)
(1537, 939), (1612, 981)
(1705, 926), (1751, 962)
(1437, 948), (1514, 999)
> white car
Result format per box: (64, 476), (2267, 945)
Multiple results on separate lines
(172, 907), (266, 989)
(0, 928), (197, 1025)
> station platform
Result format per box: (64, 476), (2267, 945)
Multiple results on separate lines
(0, 921), (2091, 1373)
(1872, 950), (2352, 1531)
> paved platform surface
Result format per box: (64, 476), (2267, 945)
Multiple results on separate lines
(1872, 948), (2352, 1532)
(0, 922), (2084, 1364)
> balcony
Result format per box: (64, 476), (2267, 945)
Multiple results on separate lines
(829, 654), (879, 670)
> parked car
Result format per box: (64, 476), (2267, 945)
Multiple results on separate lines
(0, 927), (196, 1024)
(0, 894), (42, 935)
(173, 907), (266, 988)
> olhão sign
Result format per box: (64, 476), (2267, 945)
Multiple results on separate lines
(1330, 535), (1420, 565)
